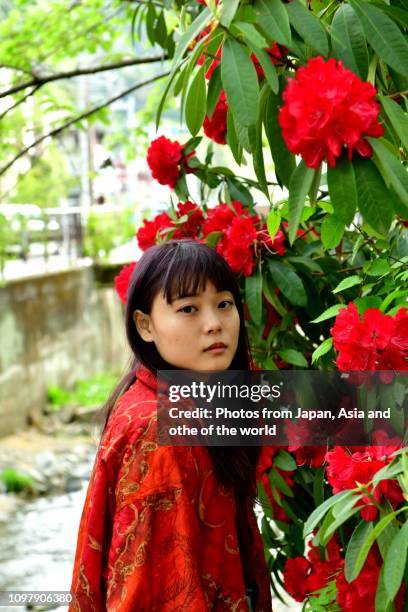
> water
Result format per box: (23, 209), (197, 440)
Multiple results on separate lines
(0, 483), (88, 611)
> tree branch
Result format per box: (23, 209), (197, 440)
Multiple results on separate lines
(0, 55), (168, 99)
(0, 85), (42, 120)
(0, 71), (169, 177)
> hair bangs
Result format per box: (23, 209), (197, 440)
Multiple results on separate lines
(160, 243), (235, 303)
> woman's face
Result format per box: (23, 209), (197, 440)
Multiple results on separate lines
(134, 280), (241, 371)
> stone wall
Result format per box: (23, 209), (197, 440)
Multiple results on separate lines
(0, 266), (129, 437)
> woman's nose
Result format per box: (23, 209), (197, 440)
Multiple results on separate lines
(202, 308), (222, 333)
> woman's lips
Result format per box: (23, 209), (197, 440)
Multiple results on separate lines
(204, 344), (227, 354)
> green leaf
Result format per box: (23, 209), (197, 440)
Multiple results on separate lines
(267, 209), (281, 242)
(185, 67), (207, 136)
(267, 260), (307, 307)
(246, 43), (279, 94)
(369, 138), (408, 212)
(269, 468), (294, 497)
(375, 564), (393, 612)
(321, 215), (345, 250)
(288, 161), (315, 244)
(311, 337), (333, 364)
(303, 490), (355, 537)
(320, 503), (363, 546)
(264, 93), (296, 188)
(365, 258), (391, 276)
(173, 8), (212, 73)
(205, 231), (223, 248)
(221, 37), (259, 128)
(155, 11), (167, 45)
(206, 65), (222, 118)
(273, 450), (297, 471)
(226, 108), (243, 164)
(345, 521), (374, 583)
(380, 95), (408, 151)
(146, 2), (157, 45)
(234, 118), (254, 152)
(327, 156), (358, 225)
(226, 178), (253, 206)
(332, 275), (361, 294)
(278, 348), (308, 368)
(252, 82), (269, 197)
(331, 4), (369, 79)
(234, 22), (268, 48)
(384, 521), (408, 601)
(348, 0), (408, 76)
(286, 0), (329, 57)
(352, 510), (402, 581)
(245, 267), (262, 325)
(157, 8), (212, 128)
(311, 304), (345, 324)
(253, 0), (292, 47)
(221, 0), (240, 28)
(372, 3), (408, 30)
(353, 158), (393, 236)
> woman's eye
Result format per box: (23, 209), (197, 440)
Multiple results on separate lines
(219, 300), (234, 308)
(178, 305), (196, 314)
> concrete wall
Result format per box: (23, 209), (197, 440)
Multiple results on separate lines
(0, 266), (130, 437)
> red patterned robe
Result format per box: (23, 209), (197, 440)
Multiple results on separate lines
(69, 364), (273, 611)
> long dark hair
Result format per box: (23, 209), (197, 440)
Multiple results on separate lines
(100, 239), (261, 501)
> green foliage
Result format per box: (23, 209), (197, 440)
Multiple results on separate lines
(47, 370), (119, 410)
(10, 144), (77, 207)
(83, 208), (135, 260)
(0, 468), (35, 494)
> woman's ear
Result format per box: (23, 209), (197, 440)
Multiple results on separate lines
(133, 309), (154, 342)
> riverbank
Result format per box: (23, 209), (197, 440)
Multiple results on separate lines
(0, 419), (97, 520)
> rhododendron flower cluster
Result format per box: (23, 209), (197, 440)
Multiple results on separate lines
(203, 91), (228, 144)
(203, 201), (286, 276)
(335, 547), (405, 611)
(325, 431), (403, 521)
(278, 56), (384, 168)
(136, 201), (203, 251)
(330, 302), (408, 372)
(283, 537), (342, 602)
(114, 262), (137, 304)
(146, 136), (195, 188)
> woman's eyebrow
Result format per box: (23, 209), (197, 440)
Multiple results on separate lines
(173, 290), (232, 301)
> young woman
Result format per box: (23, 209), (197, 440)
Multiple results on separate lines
(69, 239), (273, 611)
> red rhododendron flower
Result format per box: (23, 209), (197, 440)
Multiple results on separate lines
(197, 45), (222, 80)
(258, 225), (286, 255)
(283, 557), (311, 602)
(174, 201), (204, 238)
(336, 548), (406, 611)
(202, 201), (250, 236)
(251, 44), (287, 78)
(289, 445), (327, 468)
(217, 216), (257, 276)
(203, 91), (228, 144)
(325, 434), (403, 520)
(306, 537), (342, 595)
(146, 136), (183, 188)
(284, 538), (343, 603)
(136, 211), (173, 251)
(114, 262), (137, 304)
(278, 56), (384, 168)
(331, 303), (408, 373)
(336, 548), (378, 610)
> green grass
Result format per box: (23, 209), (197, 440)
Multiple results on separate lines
(47, 370), (119, 410)
(0, 468), (35, 493)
